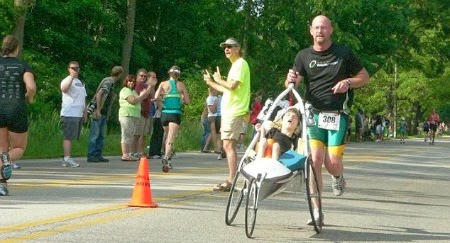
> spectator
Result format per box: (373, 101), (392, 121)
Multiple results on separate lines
(0, 35), (36, 195)
(132, 69), (156, 158)
(148, 98), (164, 159)
(355, 109), (364, 142)
(118, 75), (151, 161)
(250, 90), (263, 139)
(206, 87), (220, 155)
(200, 103), (211, 152)
(346, 115), (352, 144)
(155, 65), (190, 172)
(374, 114), (383, 142)
(86, 66), (124, 163)
(204, 37), (251, 192)
(60, 61), (87, 168)
(399, 117), (407, 143)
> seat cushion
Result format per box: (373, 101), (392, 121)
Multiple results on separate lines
(279, 150), (306, 171)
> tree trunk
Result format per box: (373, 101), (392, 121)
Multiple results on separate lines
(93, 0), (108, 48)
(241, 0), (253, 58)
(121, 0), (136, 76)
(13, 0), (35, 57)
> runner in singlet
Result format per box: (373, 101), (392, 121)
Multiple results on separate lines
(155, 65), (190, 172)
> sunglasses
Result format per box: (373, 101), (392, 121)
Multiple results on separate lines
(70, 67), (79, 71)
(223, 45), (235, 49)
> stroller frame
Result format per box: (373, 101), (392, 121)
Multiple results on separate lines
(224, 83), (322, 238)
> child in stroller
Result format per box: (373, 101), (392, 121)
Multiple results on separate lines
(255, 106), (301, 161)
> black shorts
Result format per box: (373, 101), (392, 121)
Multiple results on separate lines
(215, 116), (221, 134)
(0, 109), (28, 133)
(61, 116), (83, 140)
(430, 124), (437, 132)
(160, 112), (181, 126)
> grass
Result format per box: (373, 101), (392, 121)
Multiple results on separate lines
(24, 114), (206, 159)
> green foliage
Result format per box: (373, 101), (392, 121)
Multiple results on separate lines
(0, 0), (449, 153)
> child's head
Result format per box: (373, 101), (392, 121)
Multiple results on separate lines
(283, 107), (300, 125)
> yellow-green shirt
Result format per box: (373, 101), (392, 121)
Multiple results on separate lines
(119, 87), (141, 117)
(221, 57), (250, 118)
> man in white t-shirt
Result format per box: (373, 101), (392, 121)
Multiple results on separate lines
(60, 61), (87, 167)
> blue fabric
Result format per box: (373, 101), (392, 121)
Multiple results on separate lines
(201, 117), (211, 150)
(279, 150), (306, 171)
(162, 79), (182, 114)
(87, 115), (107, 158)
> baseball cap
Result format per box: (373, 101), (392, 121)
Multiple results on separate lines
(220, 38), (240, 48)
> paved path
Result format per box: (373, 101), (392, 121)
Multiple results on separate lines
(1, 137), (449, 242)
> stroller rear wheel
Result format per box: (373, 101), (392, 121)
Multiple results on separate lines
(245, 178), (258, 238)
(225, 167), (247, 225)
(306, 156), (322, 233)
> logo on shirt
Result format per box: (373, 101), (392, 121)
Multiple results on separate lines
(309, 60), (339, 69)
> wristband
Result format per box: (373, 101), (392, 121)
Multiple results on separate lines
(346, 79), (351, 87)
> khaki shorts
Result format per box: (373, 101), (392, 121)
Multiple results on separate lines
(134, 116), (152, 136)
(221, 115), (244, 141)
(119, 116), (138, 144)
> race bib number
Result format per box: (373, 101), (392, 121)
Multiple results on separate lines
(318, 112), (340, 131)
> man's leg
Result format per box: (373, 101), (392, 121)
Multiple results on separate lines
(96, 115), (107, 157)
(87, 118), (100, 159)
(223, 138), (237, 183)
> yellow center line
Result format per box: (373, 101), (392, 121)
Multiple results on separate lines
(0, 189), (222, 242)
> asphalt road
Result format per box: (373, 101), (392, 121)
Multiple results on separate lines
(1, 137), (449, 242)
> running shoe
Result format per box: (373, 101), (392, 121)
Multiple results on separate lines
(1, 152), (12, 179)
(1, 152), (10, 164)
(0, 183), (9, 196)
(161, 157), (170, 173)
(62, 157), (80, 168)
(332, 174), (346, 196)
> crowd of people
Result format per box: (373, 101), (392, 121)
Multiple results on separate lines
(1, 14), (446, 232)
(346, 108), (446, 145)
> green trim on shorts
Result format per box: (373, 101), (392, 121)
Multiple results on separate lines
(307, 113), (348, 146)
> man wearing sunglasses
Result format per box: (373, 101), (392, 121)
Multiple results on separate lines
(204, 37), (251, 192)
(60, 61), (87, 168)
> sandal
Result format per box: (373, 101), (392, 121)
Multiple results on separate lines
(121, 156), (138, 161)
(213, 181), (232, 192)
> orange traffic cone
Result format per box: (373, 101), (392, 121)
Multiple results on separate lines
(128, 156), (158, 208)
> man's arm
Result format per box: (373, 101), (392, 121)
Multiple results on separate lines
(346, 67), (370, 88)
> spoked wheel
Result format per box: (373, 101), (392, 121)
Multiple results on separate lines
(245, 178), (258, 238)
(306, 156), (322, 233)
(225, 169), (247, 225)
